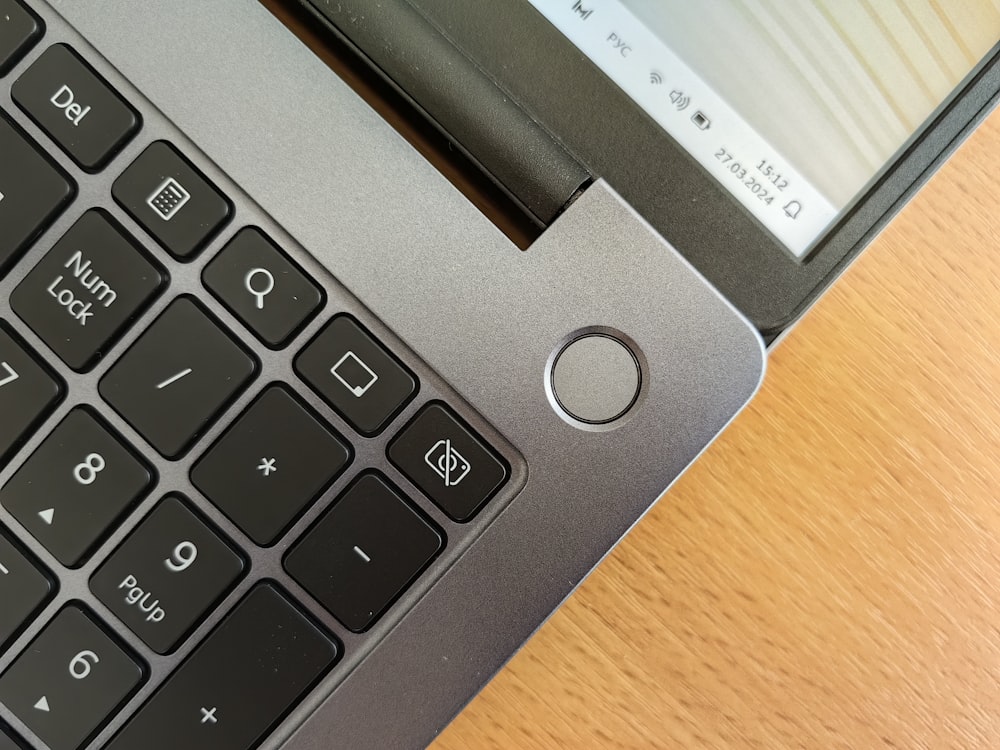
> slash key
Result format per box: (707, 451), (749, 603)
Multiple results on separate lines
(100, 297), (257, 459)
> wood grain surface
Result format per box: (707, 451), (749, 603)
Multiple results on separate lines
(432, 109), (1000, 748)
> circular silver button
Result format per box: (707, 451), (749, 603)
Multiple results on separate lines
(551, 334), (641, 424)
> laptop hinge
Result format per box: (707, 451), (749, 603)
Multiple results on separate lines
(290, 0), (592, 228)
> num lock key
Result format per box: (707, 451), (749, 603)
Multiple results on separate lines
(11, 210), (166, 372)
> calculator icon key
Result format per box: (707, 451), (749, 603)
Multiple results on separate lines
(146, 178), (190, 221)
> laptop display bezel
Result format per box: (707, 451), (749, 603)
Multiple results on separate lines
(298, 0), (1000, 338)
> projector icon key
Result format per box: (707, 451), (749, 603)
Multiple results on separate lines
(425, 439), (471, 488)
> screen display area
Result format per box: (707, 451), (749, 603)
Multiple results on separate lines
(527, 0), (1000, 257)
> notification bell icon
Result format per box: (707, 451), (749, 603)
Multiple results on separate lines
(783, 201), (802, 219)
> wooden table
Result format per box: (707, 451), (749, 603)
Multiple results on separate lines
(433, 107), (1000, 749)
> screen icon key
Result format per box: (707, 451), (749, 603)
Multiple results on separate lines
(331, 351), (379, 397)
(295, 315), (417, 436)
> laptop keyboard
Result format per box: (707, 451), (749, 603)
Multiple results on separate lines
(0, 2), (519, 748)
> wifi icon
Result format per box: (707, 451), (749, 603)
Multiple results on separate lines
(649, 70), (663, 85)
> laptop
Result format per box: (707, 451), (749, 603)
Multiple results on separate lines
(0, 1), (995, 748)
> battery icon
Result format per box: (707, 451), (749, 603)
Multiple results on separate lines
(691, 111), (711, 130)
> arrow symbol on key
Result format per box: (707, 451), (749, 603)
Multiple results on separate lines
(0, 362), (18, 388)
(38, 509), (55, 526)
(34, 696), (50, 713)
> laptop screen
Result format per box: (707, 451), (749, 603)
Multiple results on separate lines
(528, 1), (1000, 257)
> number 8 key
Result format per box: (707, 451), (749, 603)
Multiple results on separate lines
(0, 408), (153, 567)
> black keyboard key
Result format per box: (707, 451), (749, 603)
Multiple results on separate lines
(192, 385), (351, 546)
(388, 402), (509, 522)
(112, 141), (231, 260)
(285, 473), (443, 632)
(295, 315), (417, 437)
(0, 408), (154, 567)
(90, 495), (245, 654)
(203, 228), (324, 348)
(0, 114), (75, 276)
(0, 0), (42, 76)
(11, 210), (166, 372)
(100, 297), (257, 459)
(12, 44), (140, 171)
(105, 584), (338, 750)
(0, 525), (53, 650)
(0, 605), (144, 750)
(0, 322), (63, 466)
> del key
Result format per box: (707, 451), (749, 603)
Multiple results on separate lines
(12, 44), (140, 171)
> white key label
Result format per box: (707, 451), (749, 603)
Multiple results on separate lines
(156, 368), (192, 390)
(49, 85), (92, 126)
(73, 453), (106, 485)
(68, 650), (100, 680)
(165, 541), (198, 573)
(118, 574), (166, 624)
(0, 362), (18, 388)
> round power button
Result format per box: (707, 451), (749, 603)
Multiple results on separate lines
(550, 334), (641, 425)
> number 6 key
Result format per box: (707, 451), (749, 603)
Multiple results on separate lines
(0, 605), (144, 750)
(0, 408), (154, 567)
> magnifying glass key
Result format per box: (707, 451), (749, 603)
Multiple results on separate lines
(203, 228), (324, 348)
(245, 267), (275, 310)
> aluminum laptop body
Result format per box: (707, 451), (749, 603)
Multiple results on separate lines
(0, 1), (995, 749)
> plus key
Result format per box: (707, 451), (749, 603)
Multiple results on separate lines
(105, 584), (338, 750)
